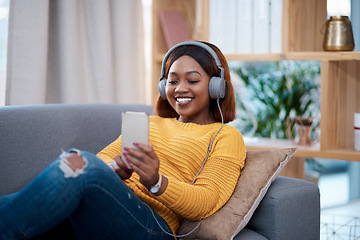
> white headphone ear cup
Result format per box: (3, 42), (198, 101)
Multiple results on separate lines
(209, 77), (227, 99)
(158, 79), (167, 100)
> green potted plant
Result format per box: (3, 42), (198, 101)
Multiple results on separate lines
(230, 60), (320, 142)
(230, 61), (323, 183)
(287, 116), (315, 145)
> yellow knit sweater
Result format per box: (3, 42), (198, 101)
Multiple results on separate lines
(96, 116), (246, 234)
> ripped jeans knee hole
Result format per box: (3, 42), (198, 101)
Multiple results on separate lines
(59, 149), (88, 178)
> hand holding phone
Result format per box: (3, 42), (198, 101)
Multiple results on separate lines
(109, 155), (133, 179)
(121, 111), (149, 170)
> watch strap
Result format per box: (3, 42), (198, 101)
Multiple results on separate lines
(149, 173), (162, 194)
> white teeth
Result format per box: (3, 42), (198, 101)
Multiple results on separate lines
(176, 98), (192, 103)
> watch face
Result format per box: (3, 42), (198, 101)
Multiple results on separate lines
(150, 185), (160, 194)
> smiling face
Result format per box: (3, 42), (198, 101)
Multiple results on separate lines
(165, 55), (214, 124)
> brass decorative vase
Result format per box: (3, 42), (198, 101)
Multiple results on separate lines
(323, 16), (355, 51)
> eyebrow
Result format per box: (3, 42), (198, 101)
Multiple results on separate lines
(169, 70), (202, 76)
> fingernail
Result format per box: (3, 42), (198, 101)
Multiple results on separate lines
(124, 147), (130, 151)
(133, 142), (139, 146)
(123, 152), (128, 157)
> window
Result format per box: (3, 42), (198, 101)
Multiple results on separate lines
(327, 0), (351, 17)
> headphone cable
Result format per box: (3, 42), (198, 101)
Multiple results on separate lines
(147, 99), (224, 238)
(191, 99), (223, 184)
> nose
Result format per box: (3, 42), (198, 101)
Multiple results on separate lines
(175, 81), (189, 93)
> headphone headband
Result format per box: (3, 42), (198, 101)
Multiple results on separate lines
(160, 41), (224, 81)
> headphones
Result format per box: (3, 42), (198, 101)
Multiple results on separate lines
(158, 41), (227, 100)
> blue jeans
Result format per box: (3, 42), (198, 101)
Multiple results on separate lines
(0, 149), (174, 240)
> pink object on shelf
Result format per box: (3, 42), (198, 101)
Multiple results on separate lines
(158, 10), (191, 50)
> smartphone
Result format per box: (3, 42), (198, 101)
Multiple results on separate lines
(121, 111), (149, 170)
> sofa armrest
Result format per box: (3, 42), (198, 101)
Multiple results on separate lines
(245, 176), (320, 240)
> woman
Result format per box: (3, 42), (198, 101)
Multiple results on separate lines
(0, 41), (246, 240)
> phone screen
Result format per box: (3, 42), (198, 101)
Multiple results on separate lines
(121, 111), (149, 169)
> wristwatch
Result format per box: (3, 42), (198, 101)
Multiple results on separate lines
(149, 173), (162, 194)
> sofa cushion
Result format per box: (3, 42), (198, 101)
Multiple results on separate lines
(178, 147), (297, 240)
(0, 104), (153, 196)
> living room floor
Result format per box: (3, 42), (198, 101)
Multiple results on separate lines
(318, 172), (360, 239)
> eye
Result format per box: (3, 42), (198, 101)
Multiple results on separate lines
(188, 80), (200, 84)
(167, 79), (178, 85)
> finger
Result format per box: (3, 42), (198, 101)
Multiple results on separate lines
(124, 151), (155, 174)
(130, 143), (159, 162)
(123, 147), (149, 164)
(133, 143), (153, 154)
(113, 157), (133, 180)
(109, 160), (120, 171)
(123, 152), (147, 169)
(114, 155), (132, 172)
(128, 159), (145, 174)
(135, 143), (158, 160)
(124, 151), (158, 175)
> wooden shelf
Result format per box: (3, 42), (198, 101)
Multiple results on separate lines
(156, 51), (360, 63)
(285, 51), (360, 61)
(245, 138), (360, 161)
(224, 51), (360, 62)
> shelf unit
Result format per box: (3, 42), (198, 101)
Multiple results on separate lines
(151, 0), (360, 162)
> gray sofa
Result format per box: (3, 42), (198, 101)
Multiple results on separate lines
(0, 104), (320, 240)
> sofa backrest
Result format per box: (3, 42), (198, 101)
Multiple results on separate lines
(0, 104), (153, 195)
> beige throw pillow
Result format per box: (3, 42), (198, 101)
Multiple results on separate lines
(178, 147), (298, 240)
